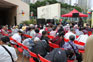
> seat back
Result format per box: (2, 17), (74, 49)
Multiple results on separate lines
(38, 54), (51, 62)
(49, 41), (60, 48)
(29, 58), (36, 62)
(48, 35), (55, 39)
(28, 50), (38, 58)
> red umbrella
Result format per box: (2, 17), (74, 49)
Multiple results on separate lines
(62, 9), (88, 17)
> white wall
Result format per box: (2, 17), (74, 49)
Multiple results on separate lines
(37, 3), (61, 19)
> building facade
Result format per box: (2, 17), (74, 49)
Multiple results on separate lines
(78, 0), (88, 11)
(21, 0), (31, 4)
(0, 0), (30, 25)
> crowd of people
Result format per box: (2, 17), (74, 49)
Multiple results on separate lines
(0, 22), (93, 62)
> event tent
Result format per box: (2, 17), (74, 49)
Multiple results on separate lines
(61, 9), (88, 17)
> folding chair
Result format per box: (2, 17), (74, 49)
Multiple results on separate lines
(78, 49), (85, 53)
(27, 50), (38, 62)
(67, 60), (74, 62)
(29, 57), (36, 62)
(13, 45), (18, 48)
(74, 40), (79, 45)
(38, 54), (51, 62)
(64, 38), (69, 42)
(27, 50), (38, 58)
(48, 35), (55, 39)
(88, 31), (92, 36)
(78, 42), (85, 46)
(23, 34), (32, 38)
(49, 41), (60, 48)
(76, 35), (79, 38)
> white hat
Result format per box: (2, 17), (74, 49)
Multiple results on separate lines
(34, 37), (40, 41)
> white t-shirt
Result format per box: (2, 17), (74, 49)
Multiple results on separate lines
(39, 29), (44, 34)
(0, 45), (17, 62)
(50, 31), (56, 37)
(11, 33), (22, 44)
(64, 32), (76, 39)
(76, 34), (88, 49)
(76, 34), (88, 43)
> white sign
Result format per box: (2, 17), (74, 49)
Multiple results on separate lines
(37, 3), (61, 19)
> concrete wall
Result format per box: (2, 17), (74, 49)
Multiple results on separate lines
(5, 0), (30, 25)
(37, 3), (61, 19)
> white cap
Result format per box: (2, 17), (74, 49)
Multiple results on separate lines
(34, 37), (40, 42)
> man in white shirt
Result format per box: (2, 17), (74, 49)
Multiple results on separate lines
(64, 28), (76, 39)
(0, 36), (17, 62)
(76, 34), (89, 49)
(10, 30), (23, 44)
(30, 27), (36, 39)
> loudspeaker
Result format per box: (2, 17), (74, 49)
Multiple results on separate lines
(46, 19), (55, 24)
(37, 19), (45, 25)
(72, 13), (79, 17)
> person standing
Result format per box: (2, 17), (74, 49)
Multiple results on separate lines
(83, 35), (93, 62)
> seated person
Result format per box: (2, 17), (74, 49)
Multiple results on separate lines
(45, 48), (74, 62)
(63, 35), (78, 60)
(22, 37), (34, 57)
(0, 36), (17, 62)
(32, 38), (49, 57)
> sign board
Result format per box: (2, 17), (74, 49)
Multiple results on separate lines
(37, 3), (61, 19)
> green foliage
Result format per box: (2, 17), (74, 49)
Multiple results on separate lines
(21, 19), (37, 25)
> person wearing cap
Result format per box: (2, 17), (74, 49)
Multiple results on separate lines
(0, 36), (17, 62)
(10, 30), (23, 44)
(64, 28), (76, 39)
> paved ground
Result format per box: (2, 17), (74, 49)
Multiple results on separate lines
(16, 50), (29, 62)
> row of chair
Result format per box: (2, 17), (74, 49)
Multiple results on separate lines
(10, 37), (51, 62)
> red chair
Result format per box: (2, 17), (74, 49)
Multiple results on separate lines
(23, 34), (32, 38)
(14, 45), (18, 48)
(17, 47), (23, 53)
(78, 42), (85, 46)
(76, 35), (79, 38)
(88, 31), (92, 36)
(74, 40), (79, 45)
(38, 54), (51, 62)
(49, 41), (60, 48)
(29, 58), (36, 62)
(21, 44), (29, 50)
(64, 38), (69, 42)
(48, 35), (55, 39)
(60, 48), (65, 50)
(78, 49), (85, 53)
(67, 60), (74, 62)
(28, 50), (38, 58)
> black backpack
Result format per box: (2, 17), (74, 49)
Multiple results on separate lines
(45, 48), (67, 62)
